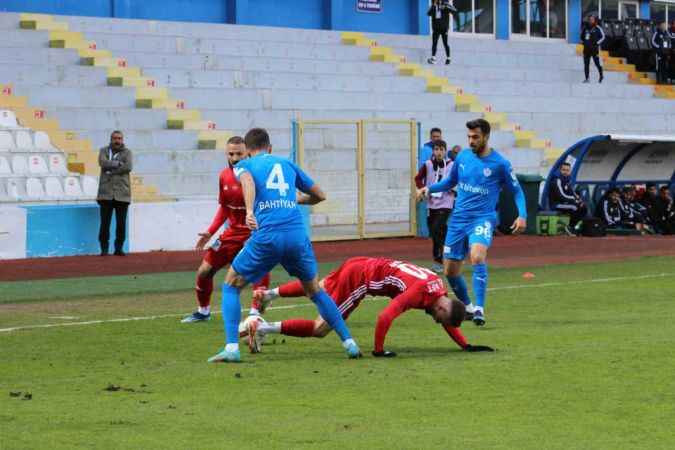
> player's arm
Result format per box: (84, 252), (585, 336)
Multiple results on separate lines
(414, 164), (427, 189)
(372, 291), (416, 357)
(418, 158), (458, 200)
(442, 325), (494, 352)
(239, 171), (258, 230)
(196, 206), (227, 249)
(503, 162), (527, 234)
(292, 162), (325, 205)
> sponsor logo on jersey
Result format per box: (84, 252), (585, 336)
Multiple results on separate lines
(458, 182), (489, 195)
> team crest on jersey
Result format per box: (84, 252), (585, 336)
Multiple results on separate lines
(483, 167), (492, 177)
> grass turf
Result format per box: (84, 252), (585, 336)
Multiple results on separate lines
(1, 256), (674, 449)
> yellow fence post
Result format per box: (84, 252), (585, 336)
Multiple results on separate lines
(357, 120), (366, 239)
(409, 119), (418, 237)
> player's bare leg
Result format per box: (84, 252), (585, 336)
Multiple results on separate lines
(182, 261), (219, 323)
(443, 258), (476, 320)
(469, 243), (488, 326)
(208, 267), (249, 363)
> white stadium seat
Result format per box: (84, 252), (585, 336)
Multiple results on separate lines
(34, 131), (54, 151)
(45, 177), (64, 199)
(28, 155), (49, 175)
(0, 156), (11, 175)
(26, 177), (45, 199)
(7, 178), (26, 201)
(82, 176), (98, 198)
(0, 179), (8, 201)
(48, 154), (68, 174)
(0, 110), (19, 129)
(0, 131), (15, 151)
(15, 131), (33, 150)
(11, 155), (28, 175)
(63, 176), (83, 197)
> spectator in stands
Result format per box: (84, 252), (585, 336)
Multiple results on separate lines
(548, 162), (587, 235)
(419, 127), (443, 167)
(598, 188), (633, 231)
(655, 186), (675, 234)
(652, 22), (672, 84)
(97, 130), (132, 256)
(620, 186), (651, 234)
(415, 139), (454, 272)
(449, 144), (461, 161)
(427, 0), (456, 65)
(581, 15), (605, 84)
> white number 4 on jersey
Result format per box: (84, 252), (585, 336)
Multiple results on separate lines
(266, 163), (290, 197)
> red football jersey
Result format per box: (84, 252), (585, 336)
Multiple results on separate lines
(216, 167), (249, 237)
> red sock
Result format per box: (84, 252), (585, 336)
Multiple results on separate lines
(281, 319), (316, 337)
(278, 279), (305, 298)
(252, 273), (270, 290)
(195, 275), (213, 308)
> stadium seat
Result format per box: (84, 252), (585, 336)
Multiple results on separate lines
(82, 175), (98, 198)
(15, 131), (33, 150)
(34, 131), (54, 151)
(26, 177), (45, 199)
(0, 110), (19, 129)
(0, 178), (8, 201)
(63, 176), (83, 197)
(0, 131), (15, 151)
(28, 155), (49, 175)
(48, 153), (68, 174)
(11, 155), (28, 175)
(44, 176), (64, 198)
(6, 178), (25, 201)
(0, 155), (11, 175)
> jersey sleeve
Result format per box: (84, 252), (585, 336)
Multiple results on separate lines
(428, 156), (458, 193)
(233, 160), (249, 181)
(501, 160), (527, 218)
(373, 289), (418, 353)
(442, 325), (468, 349)
(290, 161), (315, 193)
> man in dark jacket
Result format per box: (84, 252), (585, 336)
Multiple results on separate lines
(581, 15), (605, 83)
(548, 162), (587, 234)
(598, 188), (627, 230)
(97, 130), (133, 256)
(427, 0), (456, 65)
(652, 22), (672, 84)
(654, 186), (675, 234)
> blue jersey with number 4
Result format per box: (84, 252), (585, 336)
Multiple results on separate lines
(235, 153), (314, 232)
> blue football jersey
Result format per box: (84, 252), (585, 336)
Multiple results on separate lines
(429, 148), (526, 218)
(235, 153), (315, 231)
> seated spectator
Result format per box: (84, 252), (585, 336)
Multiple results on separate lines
(548, 162), (587, 235)
(654, 186), (675, 234)
(415, 139), (454, 272)
(640, 182), (660, 227)
(619, 186), (651, 234)
(598, 188), (639, 232)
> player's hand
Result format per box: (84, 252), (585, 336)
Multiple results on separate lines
(416, 187), (429, 202)
(464, 345), (494, 352)
(372, 350), (397, 358)
(510, 217), (526, 235)
(195, 232), (212, 250)
(246, 211), (258, 230)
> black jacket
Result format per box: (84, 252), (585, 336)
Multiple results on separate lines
(652, 29), (672, 53)
(581, 24), (606, 54)
(598, 198), (622, 227)
(428, 2), (456, 33)
(549, 174), (579, 206)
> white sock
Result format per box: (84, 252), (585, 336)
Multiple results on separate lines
(266, 288), (279, 301)
(198, 306), (210, 315)
(248, 307), (260, 316)
(465, 303), (476, 314)
(475, 306), (484, 314)
(225, 343), (239, 352)
(259, 321), (282, 334)
(342, 338), (357, 349)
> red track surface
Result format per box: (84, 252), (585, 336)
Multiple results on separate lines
(1, 235), (674, 282)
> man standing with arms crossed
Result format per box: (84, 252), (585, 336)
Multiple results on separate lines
(417, 119), (527, 326)
(208, 128), (360, 363)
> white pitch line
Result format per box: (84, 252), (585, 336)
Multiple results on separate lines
(0, 272), (672, 334)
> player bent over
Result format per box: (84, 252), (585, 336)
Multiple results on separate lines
(244, 257), (494, 356)
(208, 128), (361, 363)
(417, 119), (527, 326)
(182, 136), (269, 323)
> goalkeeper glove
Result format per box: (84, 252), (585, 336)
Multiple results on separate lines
(464, 345), (494, 352)
(372, 350), (397, 358)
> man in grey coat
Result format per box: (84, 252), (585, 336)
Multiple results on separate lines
(97, 130), (132, 256)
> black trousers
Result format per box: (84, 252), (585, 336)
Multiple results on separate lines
(583, 53), (603, 80)
(427, 208), (451, 264)
(431, 30), (450, 58)
(554, 203), (587, 229)
(656, 53), (669, 84)
(98, 199), (129, 253)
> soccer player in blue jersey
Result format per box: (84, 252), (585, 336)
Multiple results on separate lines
(208, 128), (361, 363)
(417, 119), (527, 326)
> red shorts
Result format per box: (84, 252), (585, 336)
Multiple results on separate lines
(323, 262), (367, 320)
(203, 231), (248, 271)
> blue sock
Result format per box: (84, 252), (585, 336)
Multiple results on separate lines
(310, 289), (352, 342)
(221, 284), (241, 345)
(447, 275), (471, 306)
(473, 263), (488, 310)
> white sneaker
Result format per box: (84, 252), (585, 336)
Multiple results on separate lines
(427, 56), (437, 64)
(246, 315), (267, 353)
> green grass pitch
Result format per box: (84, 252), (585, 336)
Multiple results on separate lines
(1, 256), (675, 449)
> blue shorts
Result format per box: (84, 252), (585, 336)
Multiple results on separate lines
(232, 228), (317, 284)
(443, 215), (497, 261)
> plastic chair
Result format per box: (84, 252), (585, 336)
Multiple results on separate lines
(63, 176), (84, 197)
(6, 178), (25, 201)
(44, 177), (64, 199)
(82, 176), (99, 198)
(48, 154), (68, 174)
(0, 155), (11, 175)
(0, 131), (15, 151)
(26, 177), (45, 199)
(0, 110), (19, 128)
(28, 155), (49, 175)
(15, 131), (33, 150)
(11, 155), (28, 175)
(34, 131), (54, 151)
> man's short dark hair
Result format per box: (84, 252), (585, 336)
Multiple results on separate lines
(433, 140), (447, 150)
(430, 127), (442, 136)
(448, 299), (466, 328)
(466, 119), (491, 136)
(227, 136), (244, 145)
(110, 130), (123, 137)
(561, 161), (571, 167)
(244, 128), (270, 150)
(660, 185), (669, 192)
(646, 182), (657, 189)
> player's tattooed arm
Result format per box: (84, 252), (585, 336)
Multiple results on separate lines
(239, 172), (258, 230)
(297, 184), (326, 205)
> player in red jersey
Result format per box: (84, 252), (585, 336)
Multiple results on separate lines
(181, 136), (270, 323)
(242, 257), (493, 355)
